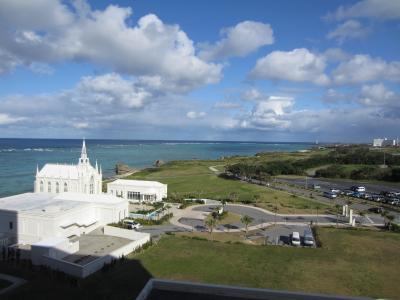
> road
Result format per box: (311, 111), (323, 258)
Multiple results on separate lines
(277, 177), (400, 194)
(274, 177), (400, 219)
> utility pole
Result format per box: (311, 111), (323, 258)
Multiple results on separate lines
(384, 151), (386, 167)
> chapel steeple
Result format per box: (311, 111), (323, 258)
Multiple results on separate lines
(79, 138), (89, 165)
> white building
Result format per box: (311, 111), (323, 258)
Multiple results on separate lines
(107, 179), (167, 203)
(34, 140), (102, 195)
(0, 192), (128, 245)
(373, 138), (398, 147)
(0, 139), (155, 278)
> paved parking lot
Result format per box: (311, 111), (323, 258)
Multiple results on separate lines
(247, 224), (314, 246)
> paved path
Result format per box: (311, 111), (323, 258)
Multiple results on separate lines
(0, 273), (26, 295)
(174, 204), (385, 233)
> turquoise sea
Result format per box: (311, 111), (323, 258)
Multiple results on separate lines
(0, 139), (313, 197)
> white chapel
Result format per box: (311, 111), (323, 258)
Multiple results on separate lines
(34, 140), (102, 194)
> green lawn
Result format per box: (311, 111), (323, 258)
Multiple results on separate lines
(131, 228), (400, 299)
(127, 160), (330, 214)
(2, 228), (399, 299)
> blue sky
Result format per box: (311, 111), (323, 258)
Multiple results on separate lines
(0, 0), (399, 142)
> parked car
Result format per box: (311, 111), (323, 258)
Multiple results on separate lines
(368, 207), (384, 214)
(123, 219), (142, 230)
(330, 188), (340, 194)
(352, 192), (365, 198)
(312, 184), (321, 189)
(343, 190), (354, 196)
(303, 230), (314, 246)
(360, 193), (371, 200)
(351, 186), (366, 192)
(371, 194), (384, 202)
(323, 191), (337, 199)
(387, 198), (400, 205)
(291, 232), (301, 246)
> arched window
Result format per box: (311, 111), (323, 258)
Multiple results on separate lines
(56, 182), (60, 193)
(89, 176), (94, 194)
(40, 181), (44, 192)
(64, 182), (68, 192)
(48, 182), (51, 193)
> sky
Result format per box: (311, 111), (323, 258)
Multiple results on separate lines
(0, 0), (399, 142)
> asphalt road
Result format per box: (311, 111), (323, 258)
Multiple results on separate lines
(277, 177), (400, 194)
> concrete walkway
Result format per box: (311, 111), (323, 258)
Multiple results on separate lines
(0, 273), (27, 295)
(171, 203), (385, 233)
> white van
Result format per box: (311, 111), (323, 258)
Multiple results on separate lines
(291, 232), (301, 246)
(123, 219), (142, 230)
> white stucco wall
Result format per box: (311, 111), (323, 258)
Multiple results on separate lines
(107, 180), (167, 203)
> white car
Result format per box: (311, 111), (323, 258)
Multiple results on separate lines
(303, 230), (314, 246)
(355, 186), (366, 192)
(123, 219), (142, 230)
(291, 232), (301, 246)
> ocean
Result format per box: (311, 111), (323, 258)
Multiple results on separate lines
(0, 139), (313, 197)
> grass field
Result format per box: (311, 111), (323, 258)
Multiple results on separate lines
(131, 228), (400, 299)
(126, 160), (330, 214)
(2, 228), (399, 299)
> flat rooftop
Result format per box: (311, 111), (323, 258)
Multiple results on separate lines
(63, 231), (132, 266)
(109, 179), (166, 188)
(0, 192), (126, 217)
(0, 193), (90, 217)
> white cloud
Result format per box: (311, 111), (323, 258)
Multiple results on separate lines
(327, 20), (370, 43)
(241, 88), (264, 101)
(0, 113), (25, 125)
(213, 102), (241, 109)
(332, 54), (400, 84)
(0, 1), (222, 93)
(325, 0), (400, 21)
(240, 96), (294, 130)
(73, 122), (90, 129)
(322, 48), (350, 62)
(78, 73), (150, 108)
(358, 83), (399, 106)
(322, 88), (351, 104)
(186, 111), (206, 119)
(199, 21), (274, 61)
(250, 48), (330, 85)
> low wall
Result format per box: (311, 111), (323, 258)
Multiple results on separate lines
(40, 255), (83, 278)
(104, 225), (151, 241)
(37, 228), (150, 278)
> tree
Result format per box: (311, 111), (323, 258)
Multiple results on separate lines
(334, 204), (341, 228)
(241, 215), (254, 238)
(359, 211), (366, 226)
(229, 192), (238, 203)
(205, 217), (217, 240)
(380, 210), (395, 230)
(387, 214), (395, 231)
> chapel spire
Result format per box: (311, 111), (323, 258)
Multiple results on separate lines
(79, 138), (89, 165)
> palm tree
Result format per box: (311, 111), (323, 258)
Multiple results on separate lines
(241, 215), (254, 239)
(380, 210), (395, 230)
(221, 199), (227, 207)
(387, 214), (395, 231)
(205, 217), (217, 240)
(334, 204), (341, 227)
(359, 211), (366, 226)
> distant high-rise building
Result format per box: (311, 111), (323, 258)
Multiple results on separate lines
(373, 138), (397, 147)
